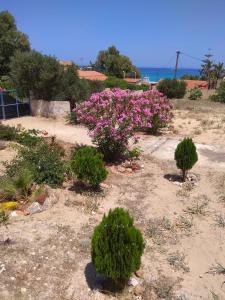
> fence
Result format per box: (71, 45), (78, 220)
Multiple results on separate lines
(0, 90), (30, 120)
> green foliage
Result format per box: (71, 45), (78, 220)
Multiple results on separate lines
(65, 111), (77, 125)
(71, 146), (107, 188)
(93, 45), (140, 79)
(91, 208), (144, 283)
(126, 147), (142, 159)
(0, 167), (34, 200)
(210, 81), (225, 103)
(0, 75), (12, 90)
(174, 138), (198, 181)
(0, 11), (30, 76)
(10, 50), (63, 99)
(157, 78), (187, 99)
(104, 77), (128, 89)
(0, 124), (18, 140)
(0, 210), (9, 225)
(104, 76), (149, 91)
(189, 88), (202, 100)
(5, 142), (65, 187)
(0, 124), (42, 147)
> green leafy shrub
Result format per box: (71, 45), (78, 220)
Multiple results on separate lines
(0, 124), (42, 147)
(157, 78), (187, 99)
(71, 146), (107, 188)
(189, 88), (202, 100)
(0, 168), (34, 200)
(0, 75), (12, 90)
(174, 138), (198, 181)
(210, 81), (225, 103)
(0, 210), (9, 225)
(91, 208), (145, 286)
(0, 124), (18, 140)
(5, 142), (65, 187)
(16, 129), (42, 147)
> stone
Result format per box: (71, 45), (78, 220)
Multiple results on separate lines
(135, 270), (145, 278)
(126, 168), (133, 173)
(128, 277), (139, 287)
(117, 166), (126, 173)
(133, 285), (145, 296)
(0, 141), (7, 150)
(20, 288), (27, 294)
(27, 202), (42, 215)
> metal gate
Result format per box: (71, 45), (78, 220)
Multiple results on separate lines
(0, 90), (30, 120)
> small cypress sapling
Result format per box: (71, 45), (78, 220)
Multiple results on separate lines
(91, 208), (145, 288)
(174, 137), (198, 181)
(71, 146), (107, 188)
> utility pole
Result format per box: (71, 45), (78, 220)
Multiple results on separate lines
(174, 51), (180, 79)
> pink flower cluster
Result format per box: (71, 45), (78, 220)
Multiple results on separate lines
(75, 89), (173, 155)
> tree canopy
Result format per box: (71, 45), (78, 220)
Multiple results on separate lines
(0, 11), (30, 76)
(93, 46), (140, 78)
(201, 53), (225, 89)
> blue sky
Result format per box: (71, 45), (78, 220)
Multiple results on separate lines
(1, 0), (225, 68)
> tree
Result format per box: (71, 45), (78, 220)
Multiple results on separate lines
(10, 50), (84, 102)
(212, 62), (224, 88)
(71, 146), (108, 188)
(0, 11), (30, 76)
(174, 138), (198, 181)
(92, 46), (140, 78)
(91, 208), (144, 288)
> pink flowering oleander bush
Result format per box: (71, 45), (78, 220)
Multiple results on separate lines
(75, 89), (173, 160)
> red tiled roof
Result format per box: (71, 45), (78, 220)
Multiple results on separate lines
(78, 70), (107, 81)
(184, 80), (208, 89)
(59, 60), (73, 66)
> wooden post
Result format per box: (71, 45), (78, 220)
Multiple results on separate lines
(174, 51), (181, 79)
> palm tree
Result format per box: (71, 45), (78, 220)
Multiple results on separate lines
(201, 55), (214, 89)
(213, 62), (225, 88)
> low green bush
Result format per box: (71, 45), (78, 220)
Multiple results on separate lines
(5, 142), (65, 187)
(71, 146), (107, 188)
(157, 78), (187, 99)
(0, 124), (42, 147)
(0, 124), (18, 140)
(189, 88), (202, 100)
(91, 208), (144, 286)
(210, 81), (225, 103)
(0, 168), (34, 200)
(174, 138), (198, 181)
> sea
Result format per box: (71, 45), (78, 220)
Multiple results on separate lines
(139, 67), (200, 82)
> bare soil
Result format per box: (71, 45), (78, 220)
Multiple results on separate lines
(1, 99), (225, 300)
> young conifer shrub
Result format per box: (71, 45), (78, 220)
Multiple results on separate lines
(174, 137), (198, 181)
(91, 208), (145, 287)
(71, 146), (107, 188)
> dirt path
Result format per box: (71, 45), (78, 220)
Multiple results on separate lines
(2, 116), (92, 145)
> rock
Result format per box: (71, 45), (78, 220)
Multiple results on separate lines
(131, 162), (141, 171)
(27, 202), (42, 215)
(20, 288), (27, 294)
(100, 183), (110, 189)
(135, 270), (145, 279)
(128, 277), (139, 287)
(0, 141), (7, 150)
(126, 168), (133, 173)
(133, 285), (145, 296)
(117, 166), (126, 173)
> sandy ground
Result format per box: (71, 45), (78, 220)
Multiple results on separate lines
(0, 99), (225, 300)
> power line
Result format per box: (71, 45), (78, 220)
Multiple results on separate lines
(180, 52), (203, 62)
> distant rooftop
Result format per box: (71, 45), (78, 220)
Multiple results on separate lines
(59, 60), (73, 66)
(78, 70), (107, 81)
